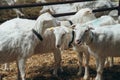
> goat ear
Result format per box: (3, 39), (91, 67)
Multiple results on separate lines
(70, 24), (76, 29)
(43, 20), (50, 25)
(88, 27), (94, 31)
(88, 24), (94, 30)
(86, 10), (90, 13)
(85, 25), (94, 32)
(56, 21), (61, 26)
(86, 10), (92, 14)
(47, 27), (54, 31)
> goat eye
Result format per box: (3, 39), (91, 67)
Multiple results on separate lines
(85, 30), (88, 32)
(74, 28), (77, 30)
(62, 34), (65, 37)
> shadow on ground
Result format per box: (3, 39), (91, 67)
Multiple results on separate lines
(26, 65), (120, 80)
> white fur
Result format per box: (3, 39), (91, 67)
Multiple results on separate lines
(55, 8), (96, 80)
(47, 26), (90, 80)
(0, 12), (59, 80)
(74, 16), (118, 80)
(68, 8), (96, 24)
(74, 24), (120, 80)
(60, 8), (96, 27)
(74, 15), (117, 63)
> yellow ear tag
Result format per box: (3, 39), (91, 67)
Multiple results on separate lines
(47, 27), (54, 31)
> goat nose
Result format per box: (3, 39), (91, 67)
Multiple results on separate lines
(75, 40), (80, 44)
(76, 40), (79, 43)
(56, 45), (60, 48)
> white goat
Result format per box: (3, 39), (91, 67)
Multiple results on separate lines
(46, 26), (90, 80)
(73, 15), (117, 67)
(59, 9), (96, 80)
(74, 24), (120, 80)
(47, 15), (116, 79)
(0, 12), (59, 80)
(0, 17), (36, 71)
(63, 8), (115, 67)
(59, 8), (96, 27)
(58, 9), (95, 79)
(68, 8), (96, 24)
(60, 8), (96, 27)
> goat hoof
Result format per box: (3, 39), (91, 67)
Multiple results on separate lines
(53, 72), (58, 77)
(77, 71), (82, 76)
(53, 74), (58, 77)
(60, 67), (63, 72)
(83, 75), (89, 80)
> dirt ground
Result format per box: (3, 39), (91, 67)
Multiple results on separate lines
(0, 50), (120, 80)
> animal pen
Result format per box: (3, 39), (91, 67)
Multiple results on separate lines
(0, 0), (120, 80)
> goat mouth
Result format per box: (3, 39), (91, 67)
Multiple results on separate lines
(56, 45), (60, 48)
(77, 41), (82, 45)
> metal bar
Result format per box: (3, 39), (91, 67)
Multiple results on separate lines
(93, 6), (118, 13)
(0, 0), (93, 10)
(53, 6), (118, 17)
(118, 0), (120, 16)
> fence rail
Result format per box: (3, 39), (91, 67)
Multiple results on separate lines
(0, 0), (94, 9)
(52, 6), (119, 17)
(119, 0), (120, 15)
